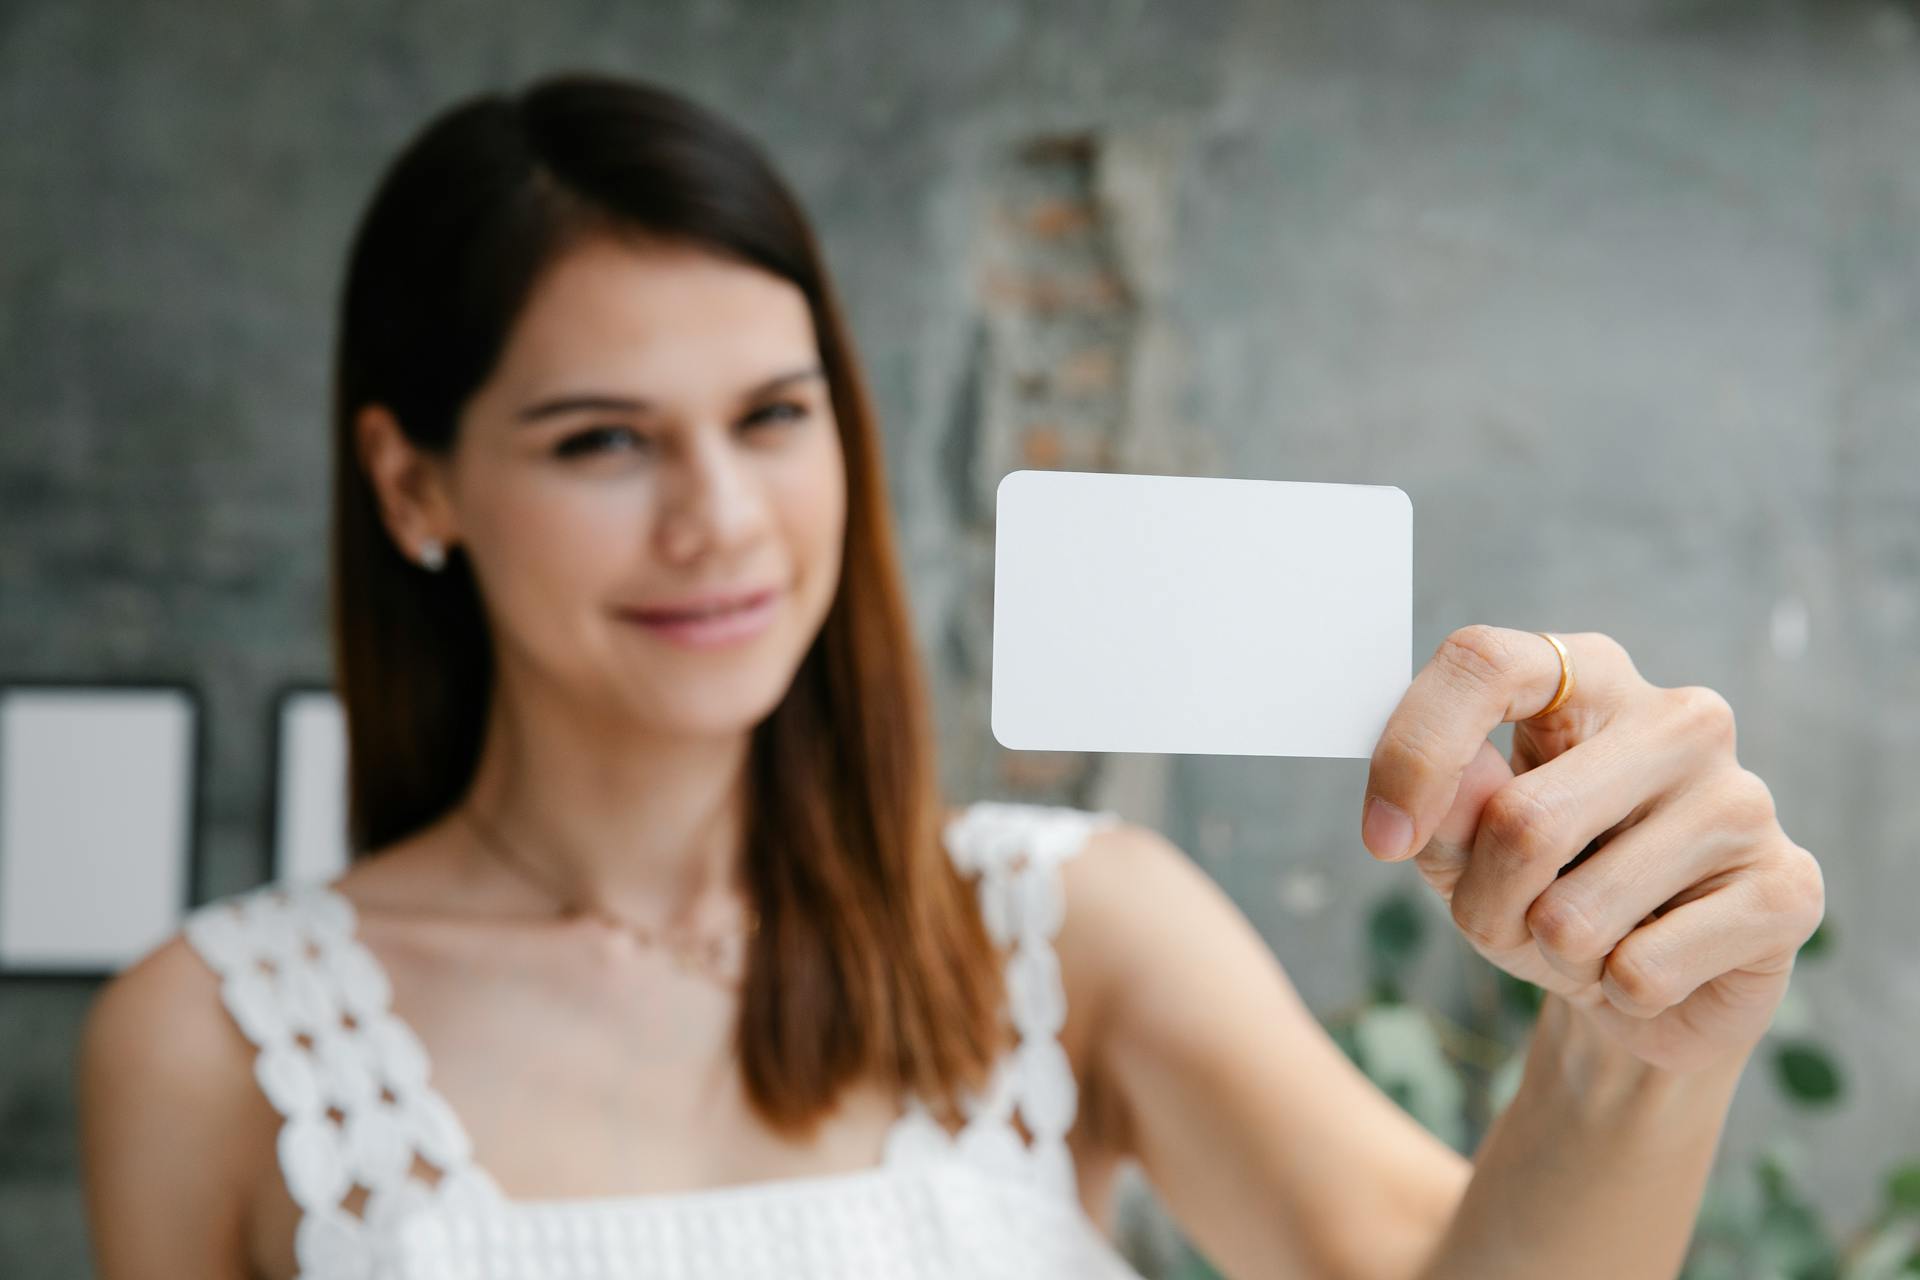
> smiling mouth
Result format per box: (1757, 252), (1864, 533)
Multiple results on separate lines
(623, 588), (780, 624)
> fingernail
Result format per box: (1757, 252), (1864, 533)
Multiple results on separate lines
(1363, 795), (1414, 860)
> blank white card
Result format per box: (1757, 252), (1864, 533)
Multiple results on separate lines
(991, 470), (1411, 759)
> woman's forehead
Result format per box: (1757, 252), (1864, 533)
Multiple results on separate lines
(492, 237), (818, 406)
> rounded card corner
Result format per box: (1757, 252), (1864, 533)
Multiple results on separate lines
(988, 698), (1018, 750)
(995, 469), (1034, 506)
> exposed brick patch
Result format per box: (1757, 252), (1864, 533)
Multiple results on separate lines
(943, 127), (1161, 810)
(936, 124), (1197, 815)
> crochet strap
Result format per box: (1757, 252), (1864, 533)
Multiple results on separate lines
(183, 881), (494, 1276)
(928, 801), (1121, 1200)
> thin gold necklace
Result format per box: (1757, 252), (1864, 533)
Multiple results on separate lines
(459, 804), (759, 990)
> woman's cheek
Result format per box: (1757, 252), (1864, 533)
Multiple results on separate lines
(486, 485), (639, 638)
(792, 424), (847, 572)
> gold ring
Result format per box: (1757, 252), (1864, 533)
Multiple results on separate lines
(1530, 631), (1574, 718)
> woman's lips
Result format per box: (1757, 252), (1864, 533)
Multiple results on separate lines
(617, 588), (782, 649)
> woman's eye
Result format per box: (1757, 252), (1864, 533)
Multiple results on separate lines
(746, 400), (810, 428)
(552, 403), (808, 459)
(555, 425), (648, 458)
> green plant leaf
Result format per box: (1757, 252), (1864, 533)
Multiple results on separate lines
(1172, 1244), (1226, 1280)
(1756, 1140), (1810, 1205)
(1751, 1193), (1836, 1280)
(1888, 1161), (1920, 1214)
(1367, 974), (1403, 1006)
(1497, 970), (1544, 1019)
(1486, 1044), (1526, 1119)
(1328, 1020), (1362, 1067)
(1844, 1223), (1920, 1279)
(1758, 1155), (1790, 1204)
(1767, 986), (1812, 1038)
(1353, 1003), (1466, 1150)
(1772, 1042), (1844, 1107)
(1368, 890), (1426, 981)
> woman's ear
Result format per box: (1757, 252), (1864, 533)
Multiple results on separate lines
(355, 403), (459, 567)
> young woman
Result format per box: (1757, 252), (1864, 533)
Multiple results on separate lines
(75, 72), (1823, 1280)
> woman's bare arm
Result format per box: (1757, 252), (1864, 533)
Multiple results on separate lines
(1414, 990), (1745, 1278)
(75, 934), (264, 1280)
(1059, 822), (1471, 1280)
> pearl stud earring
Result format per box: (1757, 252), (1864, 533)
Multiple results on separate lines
(417, 538), (446, 571)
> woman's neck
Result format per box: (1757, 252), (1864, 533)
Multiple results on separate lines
(455, 672), (755, 929)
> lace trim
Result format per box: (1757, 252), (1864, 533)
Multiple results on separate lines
(184, 882), (497, 1277)
(181, 800), (1118, 1272)
(883, 802), (1121, 1202)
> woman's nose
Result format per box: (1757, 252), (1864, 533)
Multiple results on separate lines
(657, 434), (765, 561)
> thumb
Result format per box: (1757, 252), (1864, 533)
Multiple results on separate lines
(1406, 737), (1514, 902)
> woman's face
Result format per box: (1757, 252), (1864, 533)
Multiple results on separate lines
(427, 234), (847, 737)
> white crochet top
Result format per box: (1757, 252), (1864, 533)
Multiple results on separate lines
(182, 800), (1148, 1279)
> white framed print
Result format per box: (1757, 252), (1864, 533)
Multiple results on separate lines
(269, 685), (350, 886)
(0, 683), (201, 975)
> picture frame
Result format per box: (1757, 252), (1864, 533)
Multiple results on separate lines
(265, 682), (350, 887)
(0, 680), (205, 978)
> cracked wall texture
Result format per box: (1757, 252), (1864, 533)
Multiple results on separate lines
(3, 0), (1917, 1272)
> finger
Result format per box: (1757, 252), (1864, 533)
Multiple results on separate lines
(1519, 771), (1771, 985)
(1444, 717), (1709, 959)
(1363, 628), (1636, 863)
(1599, 850), (1824, 1020)
(1404, 738), (1511, 901)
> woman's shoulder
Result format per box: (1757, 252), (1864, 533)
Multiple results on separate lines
(939, 800), (1193, 1033)
(93, 869), (323, 1087)
(1051, 811), (1270, 1132)
(939, 797), (1178, 928)
(82, 926), (264, 1105)
(86, 883), (316, 1133)
(1050, 813), (1194, 994)
(76, 924), (280, 1272)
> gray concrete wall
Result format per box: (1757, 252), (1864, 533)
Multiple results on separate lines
(3, 0), (1916, 1274)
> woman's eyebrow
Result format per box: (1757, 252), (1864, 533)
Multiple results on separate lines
(514, 365), (825, 424)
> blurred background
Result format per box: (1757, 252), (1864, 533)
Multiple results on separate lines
(3, 0), (1918, 1276)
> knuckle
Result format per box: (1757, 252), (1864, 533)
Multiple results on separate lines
(1797, 854), (1828, 940)
(1588, 631), (1633, 667)
(1436, 625), (1513, 690)
(1794, 846), (1826, 912)
(1604, 942), (1670, 1011)
(1720, 768), (1779, 830)
(1526, 888), (1604, 960)
(1449, 893), (1501, 951)
(1670, 684), (1737, 750)
(1479, 783), (1566, 861)
(1760, 847), (1826, 934)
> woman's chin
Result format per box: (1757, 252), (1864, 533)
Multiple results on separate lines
(614, 679), (794, 740)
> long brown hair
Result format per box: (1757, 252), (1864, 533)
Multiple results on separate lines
(328, 72), (1003, 1135)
